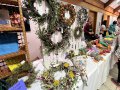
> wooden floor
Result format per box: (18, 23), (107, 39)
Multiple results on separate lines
(100, 64), (120, 90)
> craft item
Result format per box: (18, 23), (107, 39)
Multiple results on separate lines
(0, 33), (19, 55)
(40, 62), (78, 90)
(10, 12), (21, 27)
(74, 27), (82, 39)
(59, 3), (76, 26)
(99, 41), (108, 47)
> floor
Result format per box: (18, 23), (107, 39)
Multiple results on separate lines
(100, 64), (120, 90)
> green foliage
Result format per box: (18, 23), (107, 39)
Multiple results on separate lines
(6, 62), (37, 88)
(73, 26), (82, 39)
(40, 62), (78, 90)
(24, 0), (71, 54)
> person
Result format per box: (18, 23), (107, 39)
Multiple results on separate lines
(84, 17), (96, 41)
(100, 20), (107, 37)
(108, 21), (117, 35)
(111, 15), (120, 86)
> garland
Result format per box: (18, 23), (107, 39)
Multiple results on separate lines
(59, 3), (76, 26)
(6, 62), (37, 88)
(24, 0), (71, 54)
(40, 62), (78, 90)
(73, 27), (82, 39)
(77, 8), (88, 26)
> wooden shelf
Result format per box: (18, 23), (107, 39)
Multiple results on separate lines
(0, 0), (18, 6)
(0, 71), (11, 79)
(0, 26), (22, 32)
(0, 50), (26, 60)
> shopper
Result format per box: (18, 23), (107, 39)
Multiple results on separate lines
(111, 15), (120, 86)
(84, 17), (95, 41)
(108, 21), (117, 35)
(100, 20), (107, 37)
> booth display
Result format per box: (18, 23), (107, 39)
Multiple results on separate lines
(0, 0), (118, 90)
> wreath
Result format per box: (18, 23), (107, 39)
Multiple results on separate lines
(77, 8), (88, 26)
(37, 27), (70, 54)
(59, 3), (76, 26)
(24, 0), (59, 26)
(6, 62), (37, 88)
(24, 0), (71, 54)
(40, 62), (78, 90)
(74, 27), (82, 39)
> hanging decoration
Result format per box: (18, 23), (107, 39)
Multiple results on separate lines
(6, 62), (37, 88)
(73, 26), (82, 39)
(37, 28), (70, 54)
(24, 0), (49, 25)
(40, 62), (78, 90)
(59, 3), (76, 26)
(77, 7), (88, 26)
(24, 0), (71, 54)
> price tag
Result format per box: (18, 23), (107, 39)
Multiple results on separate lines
(9, 80), (27, 90)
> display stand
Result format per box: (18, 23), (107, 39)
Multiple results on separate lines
(0, 0), (30, 79)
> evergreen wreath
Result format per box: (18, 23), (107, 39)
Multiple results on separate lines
(77, 7), (88, 26)
(40, 62), (78, 90)
(37, 27), (70, 54)
(74, 27), (82, 39)
(24, 0), (71, 54)
(6, 62), (37, 88)
(59, 3), (76, 26)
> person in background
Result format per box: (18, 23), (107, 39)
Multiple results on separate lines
(100, 20), (107, 37)
(111, 15), (120, 86)
(108, 21), (117, 35)
(84, 17), (95, 41)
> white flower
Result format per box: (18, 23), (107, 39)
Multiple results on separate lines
(54, 70), (66, 80)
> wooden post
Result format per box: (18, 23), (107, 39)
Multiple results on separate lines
(18, 0), (30, 61)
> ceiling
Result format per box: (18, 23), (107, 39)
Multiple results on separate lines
(100, 0), (120, 12)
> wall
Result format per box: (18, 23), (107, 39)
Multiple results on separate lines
(96, 12), (103, 34)
(25, 1), (47, 61)
(26, 20), (42, 61)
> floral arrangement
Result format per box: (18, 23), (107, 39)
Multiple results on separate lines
(59, 3), (76, 26)
(77, 7), (88, 26)
(73, 26), (82, 39)
(40, 62), (78, 90)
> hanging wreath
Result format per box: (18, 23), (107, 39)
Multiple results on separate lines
(37, 27), (70, 54)
(6, 62), (37, 88)
(77, 8), (88, 26)
(24, 0), (71, 54)
(40, 62), (78, 90)
(74, 27), (82, 39)
(59, 3), (76, 26)
(24, 0), (59, 25)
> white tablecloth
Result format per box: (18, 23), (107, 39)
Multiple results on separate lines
(26, 45), (116, 90)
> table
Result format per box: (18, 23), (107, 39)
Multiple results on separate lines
(26, 44), (116, 90)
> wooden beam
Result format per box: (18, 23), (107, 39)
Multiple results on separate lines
(104, 0), (114, 8)
(114, 5), (120, 12)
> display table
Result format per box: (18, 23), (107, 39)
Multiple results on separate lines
(26, 44), (116, 90)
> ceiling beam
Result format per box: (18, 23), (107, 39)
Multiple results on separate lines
(104, 0), (114, 8)
(114, 5), (120, 12)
